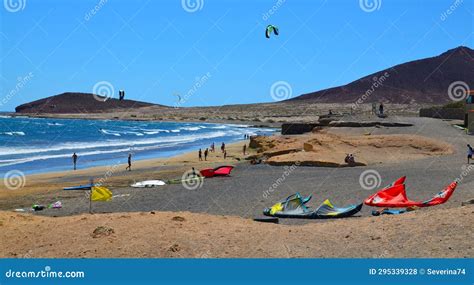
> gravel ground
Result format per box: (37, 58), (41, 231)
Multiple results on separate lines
(37, 117), (474, 224)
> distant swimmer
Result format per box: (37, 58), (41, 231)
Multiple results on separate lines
(72, 152), (78, 170)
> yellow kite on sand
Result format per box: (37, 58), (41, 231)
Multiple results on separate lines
(91, 186), (112, 201)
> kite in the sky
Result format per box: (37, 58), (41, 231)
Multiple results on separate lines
(265, 25), (279, 38)
(173, 93), (183, 103)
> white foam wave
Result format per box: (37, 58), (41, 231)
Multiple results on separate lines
(0, 131), (227, 156)
(2, 131), (25, 136)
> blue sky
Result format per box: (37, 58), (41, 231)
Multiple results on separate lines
(0, 0), (472, 111)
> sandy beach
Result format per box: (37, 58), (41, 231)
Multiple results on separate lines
(0, 116), (473, 259)
(0, 140), (252, 209)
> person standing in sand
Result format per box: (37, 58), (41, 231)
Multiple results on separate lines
(72, 152), (78, 170)
(221, 142), (226, 153)
(198, 149), (203, 161)
(243, 144), (247, 155)
(379, 103), (384, 116)
(224, 150), (227, 160)
(204, 148), (208, 161)
(468, 144), (473, 164)
(126, 153), (132, 171)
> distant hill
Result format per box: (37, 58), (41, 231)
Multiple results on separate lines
(288, 46), (474, 104)
(15, 92), (160, 114)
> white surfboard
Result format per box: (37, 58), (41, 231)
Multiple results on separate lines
(131, 180), (166, 188)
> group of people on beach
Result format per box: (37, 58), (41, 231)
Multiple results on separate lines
(197, 135), (252, 162)
(72, 152), (133, 171)
(199, 142), (229, 161)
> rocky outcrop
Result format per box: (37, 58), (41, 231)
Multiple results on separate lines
(419, 107), (464, 120)
(281, 123), (320, 135)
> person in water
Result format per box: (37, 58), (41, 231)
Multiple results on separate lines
(468, 144), (473, 164)
(72, 152), (78, 170)
(126, 153), (132, 171)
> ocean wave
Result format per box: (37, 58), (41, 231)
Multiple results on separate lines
(100, 129), (148, 136)
(47, 122), (64, 126)
(0, 137), (221, 168)
(99, 129), (121, 137)
(139, 128), (170, 135)
(180, 127), (201, 131)
(0, 131), (227, 156)
(1, 131), (25, 136)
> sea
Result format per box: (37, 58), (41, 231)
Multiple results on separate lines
(0, 116), (276, 175)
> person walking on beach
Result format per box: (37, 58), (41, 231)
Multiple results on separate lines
(224, 150), (227, 160)
(198, 149), (203, 161)
(211, 143), (215, 152)
(468, 144), (473, 164)
(72, 152), (78, 170)
(221, 142), (226, 153)
(243, 144), (247, 155)
(126, 153), (132, 171)
(204, 148), (208, 161)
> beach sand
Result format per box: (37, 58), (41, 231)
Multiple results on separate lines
(0, 141), (252, 209)
(1, 117), (472, 258)
(1, 205), (472, 258)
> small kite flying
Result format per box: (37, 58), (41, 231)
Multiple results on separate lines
(265, 25), (279, 38)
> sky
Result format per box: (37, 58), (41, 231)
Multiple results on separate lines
(0, 0), (472, 111)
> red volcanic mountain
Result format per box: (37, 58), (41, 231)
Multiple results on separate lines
(288, 46), (474, 104)
(15, 92), (160, 114)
